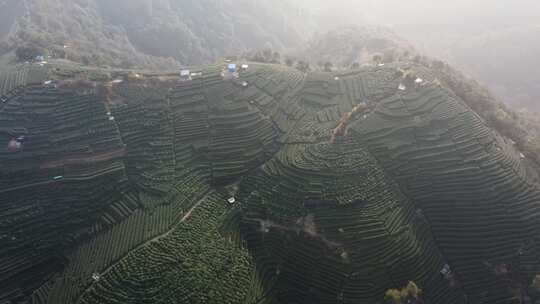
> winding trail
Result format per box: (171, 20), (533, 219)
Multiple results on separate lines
(76, 191), (211, 303)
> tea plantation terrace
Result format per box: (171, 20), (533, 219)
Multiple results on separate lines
(1, 61), (539, 304)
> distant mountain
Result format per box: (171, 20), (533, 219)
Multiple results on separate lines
(436, 26), (540, 112)
(302, 25), (415, 68)
(0, 0), (312, 68)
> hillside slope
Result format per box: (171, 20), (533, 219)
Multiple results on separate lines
(2, 62), (540, 304)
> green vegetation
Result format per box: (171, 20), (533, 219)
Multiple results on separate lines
(0, 0), (312, 69)
(79, 192), (258, 304)
(2, 60), (540, 304)
(384, 281), (422, 304)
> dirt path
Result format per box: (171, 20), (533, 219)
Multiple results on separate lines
(0, 165), (124, 195)
(143, 192), (209, 245)
(76, 191), (211, 302)
(39, 148), (126, 169)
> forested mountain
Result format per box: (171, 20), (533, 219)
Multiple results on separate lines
(301, 26), (415, 68)
(0, 0), (312, 68)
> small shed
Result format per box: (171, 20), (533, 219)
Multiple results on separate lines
(180, 69), (191, 81)
(241, 64), (249, 71)
(440, 264), (452, 278)
(228, 64), (237, 73)
(227, 197), (236, 204)
(7, 139), (21, 151)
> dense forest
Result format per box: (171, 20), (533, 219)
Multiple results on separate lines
(0, 0), (312, 68)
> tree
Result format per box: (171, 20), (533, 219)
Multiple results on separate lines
(252, 51), (266, 63)
(15, 45), (44, 62)
(384, 289), (402, 304)
(296, 61), (310, 73)
(382, 50), (395, 63)
(384, 281), (422, 304)
(372, 54), (382, 63)
(402, 50), (410, 59)
(351, 62), (360, 69)
(272, 51), (281, 64)
(324, 62), (333, 72)
(432, 60), (445, 70)
(263, 48), (273, 62)
(0, 41), (10, 55)
(285, 58), (294, 67)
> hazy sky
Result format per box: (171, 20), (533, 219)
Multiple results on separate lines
(310, 0), (539, 30)
(303, 0), (540, 55)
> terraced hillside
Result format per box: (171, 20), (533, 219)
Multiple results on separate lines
(1, 62), (540, 304)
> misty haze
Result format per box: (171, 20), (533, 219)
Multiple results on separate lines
(1, 1), (540, 304)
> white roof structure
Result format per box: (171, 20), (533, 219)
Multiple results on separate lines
(44, 80), (52, 85)
(440, 264), (451, 276)
(242, 81), (248, 87)
(180, 69), (191, 76)
(227, 197), (236, 204)
(111, 79), (123, 84)
(398, 83), (407, 91)
(334, 76), (340, 81)
(241, 64), (249, 69)
(92, 273), (101, 281)
(415, 78), (424, 84)
(109, 116), (115, 121)
(228, 64), (237, 71)
(377, 63), (385, 67)
(520, 153), (526, 159)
